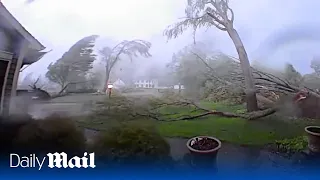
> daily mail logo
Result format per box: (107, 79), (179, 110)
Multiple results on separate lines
(10, 152), (96, 170)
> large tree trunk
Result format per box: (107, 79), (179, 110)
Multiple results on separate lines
(227, 28), (259, 112)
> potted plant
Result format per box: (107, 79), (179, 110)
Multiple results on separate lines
(305, 126), (320, 153)
(186, 136), (222, 168)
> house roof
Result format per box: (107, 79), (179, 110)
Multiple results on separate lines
(0, 2), (45, 51)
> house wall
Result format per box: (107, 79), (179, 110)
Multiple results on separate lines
(0, 28), (19, 115)
(173, 84), (185, 90)
(134, 79), (159, 89)
(2, 57), (17, 115)
(0, 4), (45, 116)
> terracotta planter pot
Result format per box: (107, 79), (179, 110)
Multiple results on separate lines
(305, 126), (320, 153)
(185, 136), (221, 169)
(187, 136), (222, 154)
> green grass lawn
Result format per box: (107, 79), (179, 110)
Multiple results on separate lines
(157, 117), (310, 145)
(155, 101), (318, 145)
(77, 100), (320, 146)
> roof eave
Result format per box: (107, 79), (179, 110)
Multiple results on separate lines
(23, 50), (49, 65)
(0, 3), (45, 51)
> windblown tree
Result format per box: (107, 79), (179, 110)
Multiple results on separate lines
(19, 73), (48, 90)
(46, 35), (99, 94)
(86, 71), (103, 90)
(283, 63), (303, 87)
(167, 45), (210, 96)
(165, 43), (320, 119)
(164, 0), (258, 112)
(99, 40), (151, 90)
(303, 57), (320, 90)
(168, 44), (247, 101)
(311, 56), (320, 77)
(19, 72), (34, 89)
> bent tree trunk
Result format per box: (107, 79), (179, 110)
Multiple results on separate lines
(227, 28), (259, 112)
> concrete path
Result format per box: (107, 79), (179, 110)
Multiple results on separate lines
(81, 130), (309, 172)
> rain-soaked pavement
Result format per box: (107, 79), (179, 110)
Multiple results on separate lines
(167, 138), (320, 172)
(84, 128), (320, 173)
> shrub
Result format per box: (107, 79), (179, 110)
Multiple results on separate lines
(275, 136), (308, 154)
(0, 114), (34, 154)
(92, 96), (151, 122)
(12, 114), (86, 155)
(90, 123), (171, 166)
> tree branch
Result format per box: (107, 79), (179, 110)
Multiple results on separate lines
(58, 80), (89, 95)
(206, 12), (227, 30)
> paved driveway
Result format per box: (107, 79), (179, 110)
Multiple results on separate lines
(29, 94), (106, 118)
(28, 90), (162, 119)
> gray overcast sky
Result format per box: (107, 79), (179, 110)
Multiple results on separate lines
(3, 0), (320, 78)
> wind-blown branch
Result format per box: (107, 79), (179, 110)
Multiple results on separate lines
(100, 39), (151, 90)
(164, 0), (234, 41)
(204, 53), (320, 97)
(191, 51), (233, 85)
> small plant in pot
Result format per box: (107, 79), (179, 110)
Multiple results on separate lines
(305, 126), (320, 153)
(186, 136), (221, 169)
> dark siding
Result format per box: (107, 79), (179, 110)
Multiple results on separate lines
(2, 57), (17, 115)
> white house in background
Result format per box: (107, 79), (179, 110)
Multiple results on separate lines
(173, 84), (185, 90)
(134, 79), (159, 89)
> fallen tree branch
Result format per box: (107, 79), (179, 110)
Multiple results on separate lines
(139, 107), (277, 121)
(138, 98), (278, 121)
(190, 101), (277, 120)
(215, 53), (320, 98)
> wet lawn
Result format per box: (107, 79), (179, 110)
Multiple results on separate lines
(77, 100), (320, 146)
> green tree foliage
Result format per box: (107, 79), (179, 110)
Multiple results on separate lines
(164, 0), (259, 111)
(167, 46), (207, 96)
(99, 40), (151, 90)
(302, 74), (320, 91)
(167, 44), (240, 99)
(86, 71), (102, 90)
(302, 57), (320, 91)
(311, 56), (320, 77)
(283, 63), (303, 87)
(46, 35), (99, 93)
